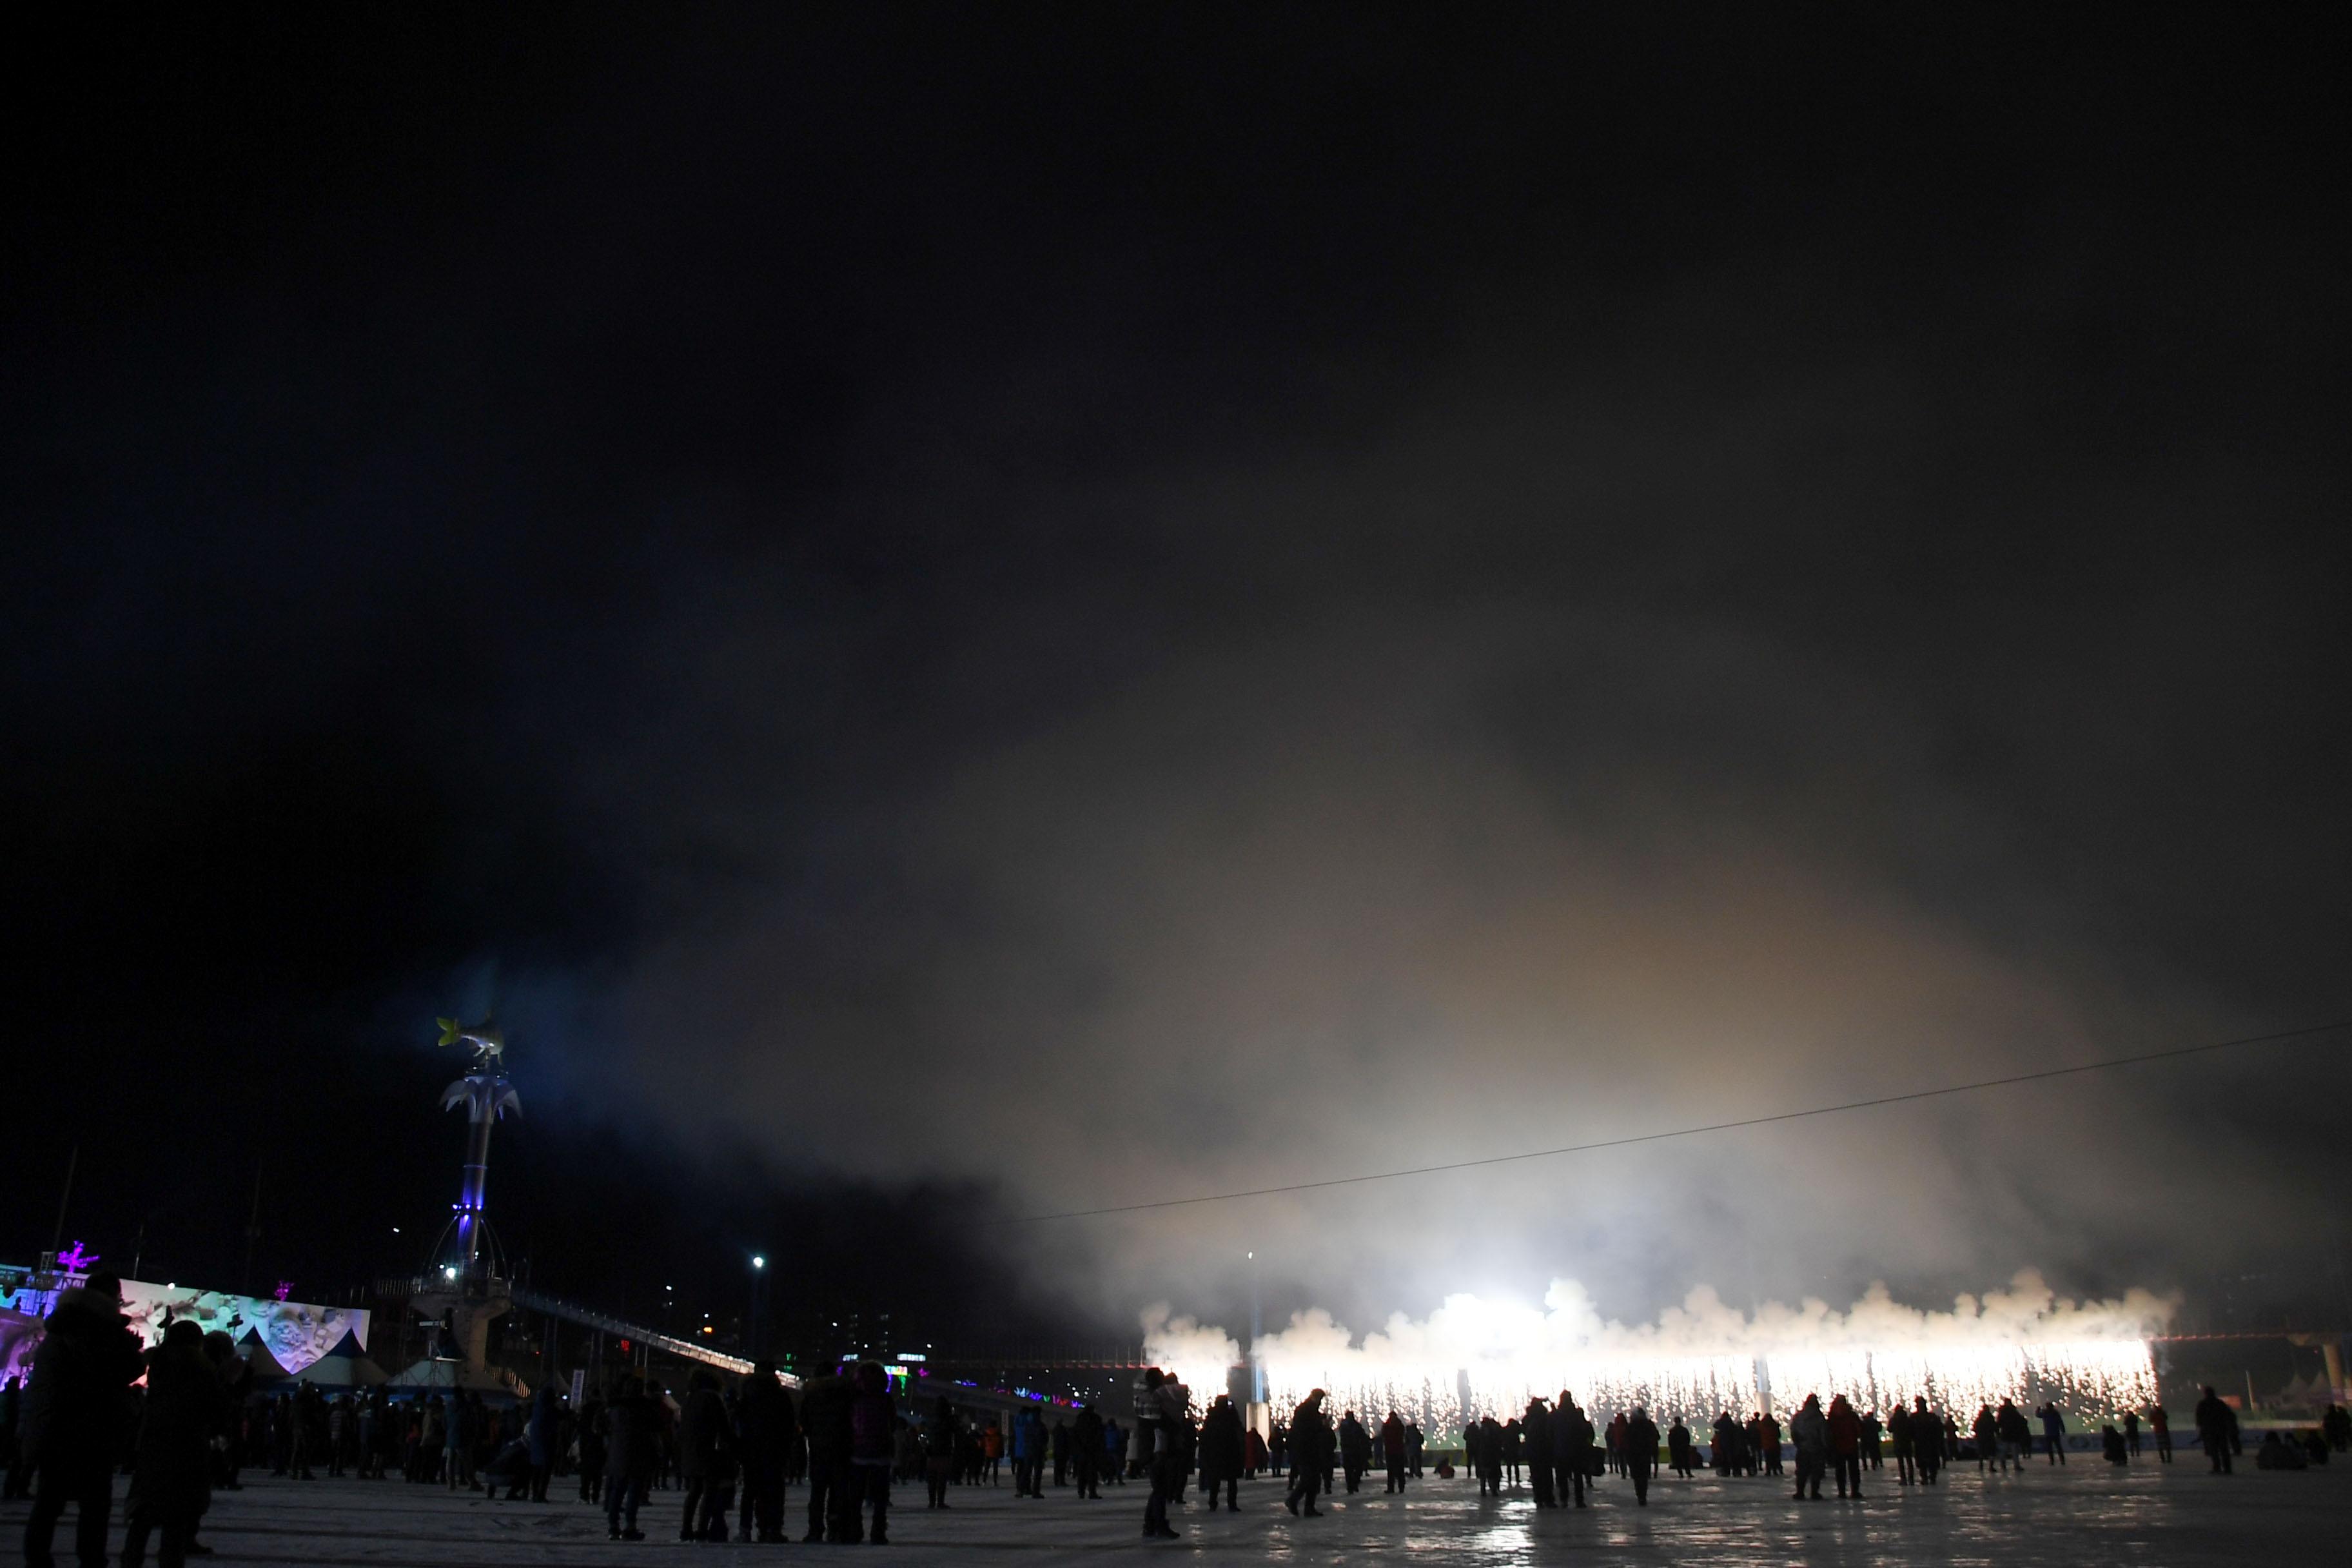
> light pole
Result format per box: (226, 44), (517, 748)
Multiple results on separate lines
(1248, 1251), (1264, 1409)
(750, 1255), (767, 1356)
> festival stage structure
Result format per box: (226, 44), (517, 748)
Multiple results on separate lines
(1, 1263), (373, 1386)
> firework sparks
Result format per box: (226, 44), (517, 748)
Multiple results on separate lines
(1146, 1269), (2168, 1438)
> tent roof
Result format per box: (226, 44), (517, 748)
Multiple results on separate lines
(293, 1351), (389, 1387)
(241, 1340), (299, 1384)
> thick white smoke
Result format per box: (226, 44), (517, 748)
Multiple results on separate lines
(1145, 1269), (2168, 1438)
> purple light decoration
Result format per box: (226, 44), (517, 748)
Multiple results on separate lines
(273, 1280), (294, 1302)
(57, 1241), (98, 1272)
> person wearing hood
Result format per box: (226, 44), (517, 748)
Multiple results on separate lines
(21, 1272), (143, 1568)
(1909, 1396), (1942, 1485)
(1283, 1389), (1329, 1519)
(1198, 1395), (1244, 1511)
(1788, 1394), (1828, 1501)
(1013, 1407), (1048, 1499)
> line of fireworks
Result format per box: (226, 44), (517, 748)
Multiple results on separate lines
(1144, 1270), (2168, 1437)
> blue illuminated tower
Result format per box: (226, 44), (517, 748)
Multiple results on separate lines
(433, 1018), (521, 1275)
(392, 1017), (524, 1393)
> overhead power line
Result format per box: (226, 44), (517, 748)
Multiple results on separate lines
(1002, 1018), (2350, 1225)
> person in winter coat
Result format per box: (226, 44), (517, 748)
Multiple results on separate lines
(1886, 1404), (1914, 1484)
(1995, 1400), (2031, 1471)
(846, 1362), (896, 1544)
(21, 1273), (144, 1568)
(1909, 1397), (1943, 1484)
(1140, 1372), (1186, 1539)
(1789, 1394), (1828, 1500)
(1072, 1404), (1105, 1500)
(1012, 1408), (1048, 1498)
(525, 1384), (559, 1502)
(1244, 1426), (1268, 1480)
(2038, 1403), (2067, 1465)
(1623, 1407), (1661, 1505)
(118, 1320), (220, 1568)
(678, 1369), (738, 1542)
(444, 1391), (473, 1490)
(602, 1380), (656, 1540)
(2193, 1386), (2238, 1475)
(576, 1395), (606, 1502)
(1284, 1390), (1330, 1518)
(1195, 1395), (1244, 1510)
(1970, 1406), (2001, 1473)
(734, 1363), (794, 1542)
(1543, 1401), (1580, 1504)
(921, 1397), (958, 1509)
(1380, 1411), (1408, 1495)
(1519, 1400), (1554, 1507)
(1473, 1415), (1504, 1496)
(1337, 1411), (1371, 1494)
(1554, 1395), (1593, 1507)
(795, 1371), (854, 1541)
(1825, 1395), (1863, 1498)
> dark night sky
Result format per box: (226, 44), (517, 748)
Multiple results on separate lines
(6, 5), (2348, 1345)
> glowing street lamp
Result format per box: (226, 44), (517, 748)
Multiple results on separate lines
(749, 1252), (770, 1355)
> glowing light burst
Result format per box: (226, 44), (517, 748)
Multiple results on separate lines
(1150, 1271), (2167, 1438)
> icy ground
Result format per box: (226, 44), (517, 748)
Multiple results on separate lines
(5, 1455), (2344, 1565)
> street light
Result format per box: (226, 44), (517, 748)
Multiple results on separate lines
(749, 1253), (769, 1356)
(1248, 1251), (1264, 1409)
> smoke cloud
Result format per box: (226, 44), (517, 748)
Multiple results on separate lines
(13, 8), (2345, 1333)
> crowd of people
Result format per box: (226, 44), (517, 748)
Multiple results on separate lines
(6, 1274), (2347, 1560)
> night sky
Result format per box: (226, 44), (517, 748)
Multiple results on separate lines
(8, 6), (2348, 1349)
